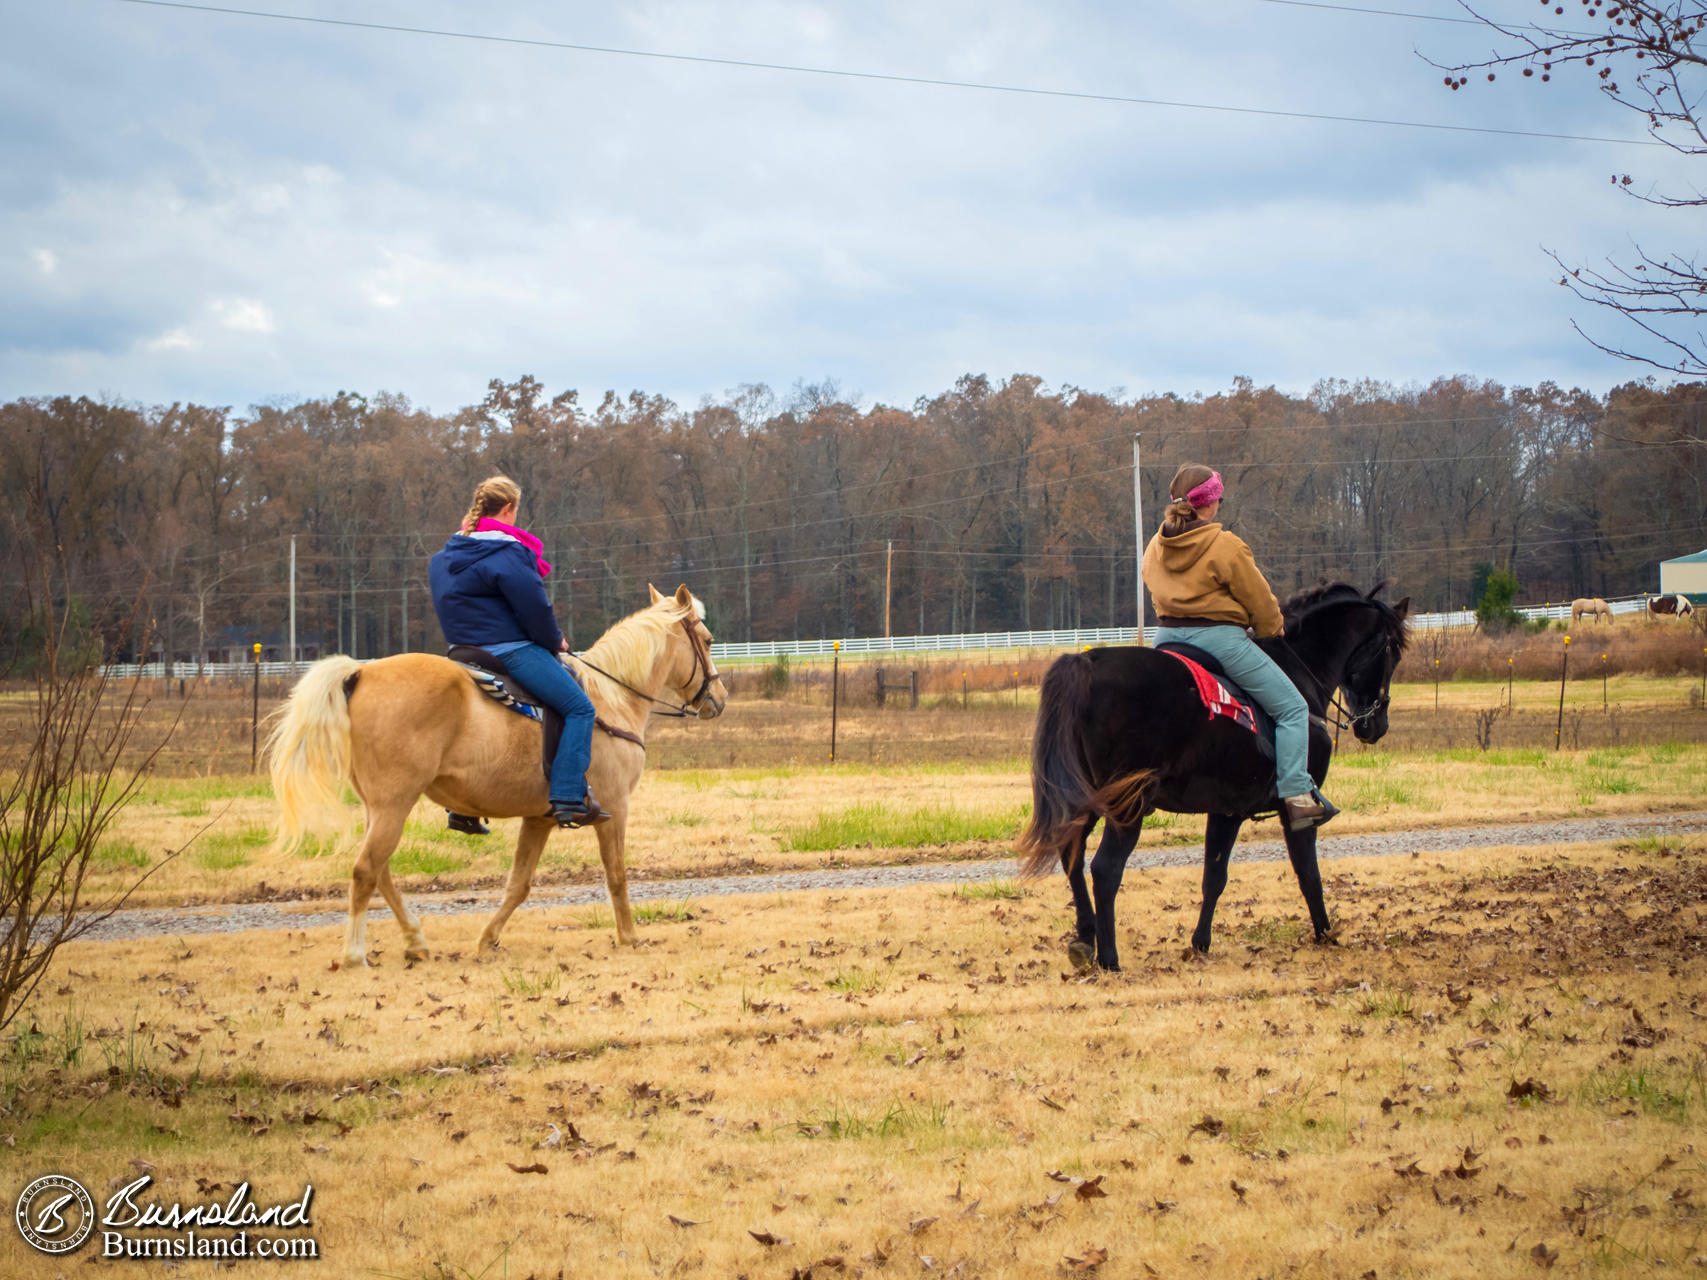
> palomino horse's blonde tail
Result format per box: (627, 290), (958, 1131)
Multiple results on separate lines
(266, 655), (361, 853)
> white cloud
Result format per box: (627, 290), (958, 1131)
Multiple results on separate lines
(143, 328), (197, 352)
(209, 298), (275, 334)
(31, 248), (56, 275)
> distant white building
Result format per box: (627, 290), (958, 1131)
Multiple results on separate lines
(1660, 548), (1707, 602)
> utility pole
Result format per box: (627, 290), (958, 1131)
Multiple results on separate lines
(1132, 433), (1146, 645)
(288, 534), (297, 675)
(884, 540), (893, 638)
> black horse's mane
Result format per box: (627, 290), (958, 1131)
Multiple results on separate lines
(1281, 580), (1410, 651)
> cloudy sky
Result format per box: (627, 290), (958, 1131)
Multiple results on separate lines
(1, 0), (1690, 414)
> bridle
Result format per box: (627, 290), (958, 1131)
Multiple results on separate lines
(1277, 623), (1393, 735)
(573, 614), (723, 720)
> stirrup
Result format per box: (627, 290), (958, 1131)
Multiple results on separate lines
(1282, 789), (1338, 833)
(446, 811), (490, 836)
(551, 795), (611, 829)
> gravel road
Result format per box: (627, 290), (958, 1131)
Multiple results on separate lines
(67, 811), (1707, 943)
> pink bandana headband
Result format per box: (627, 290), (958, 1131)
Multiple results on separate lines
(1186, 471), (1224, 509)
(474, 517), (553, 578)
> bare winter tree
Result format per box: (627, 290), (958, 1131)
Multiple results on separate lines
(0, 517), (179, 1035)
(1433, 4), (1707, 381)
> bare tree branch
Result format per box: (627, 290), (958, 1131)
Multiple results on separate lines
(1432, 4), (1707, 376)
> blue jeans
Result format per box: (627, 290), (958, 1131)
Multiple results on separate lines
(498, 643), (597, 803)
(1152, 625), (1313, 800)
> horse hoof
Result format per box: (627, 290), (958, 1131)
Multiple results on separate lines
(1182, 945), (1208, 963)
(1068, 940), (1096, 971)
(404, 947), (430, 962)
(338, 955), (368, 970)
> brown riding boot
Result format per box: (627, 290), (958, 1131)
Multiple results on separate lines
(1282, 793), (1327, 832)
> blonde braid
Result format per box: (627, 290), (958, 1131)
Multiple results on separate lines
(460, 475), (521, 533)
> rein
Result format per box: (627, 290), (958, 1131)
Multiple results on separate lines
(572, 616), (721, 724)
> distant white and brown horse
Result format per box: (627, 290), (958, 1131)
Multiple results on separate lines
(1571, 597), (1612, 625)
(266, 585), (727, 966)
(1648, 594), (1696, 618)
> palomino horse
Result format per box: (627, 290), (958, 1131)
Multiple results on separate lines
(267, 585), (727, 966)
(1571, 597), (1612, 625)
(1649, 594), (1696, 618)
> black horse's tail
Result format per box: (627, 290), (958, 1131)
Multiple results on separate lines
(1017, 652), (1157, 877)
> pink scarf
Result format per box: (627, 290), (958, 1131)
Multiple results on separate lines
(473, 518), (552, 578)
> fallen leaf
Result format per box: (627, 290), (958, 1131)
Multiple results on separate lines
(1507, 1078), (1554, 1103)
(668, 1215), (703, 1228)
(505, 1162), (548, 1175)
(749, 1229), (792, 1247)
(1063, 1244), (1110, 1270)
(908, 1216), (939, 1234)
(1530, 1242), (1559, 1269)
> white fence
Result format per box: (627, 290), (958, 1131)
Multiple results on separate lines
(99, 595), (1656, 680)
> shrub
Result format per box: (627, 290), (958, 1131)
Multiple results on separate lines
(759, 654), (791, 699)
(1474, 567), (1524, 634)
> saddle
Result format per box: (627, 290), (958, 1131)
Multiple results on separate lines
(448, 645), (563, 783)
(1154, 643), (1276, 764)
(447, 645), (647, 779)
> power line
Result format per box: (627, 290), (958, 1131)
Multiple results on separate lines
(1256, 0), (1486, 24)
(108, 0), (1662, 148)
(1255, 0), (1606, 40)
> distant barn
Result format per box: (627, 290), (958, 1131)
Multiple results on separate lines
(1660, 547), (1707, 605)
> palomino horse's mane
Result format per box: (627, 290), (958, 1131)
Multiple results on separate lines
(575, 594), (705, 706)
(1281, 580), (1410, 652)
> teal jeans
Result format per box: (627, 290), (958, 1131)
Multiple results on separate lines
(1152, 624), (1313, 799)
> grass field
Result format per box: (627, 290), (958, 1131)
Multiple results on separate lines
(4, 836), (1704, 1278)
(47, 734), (1707, 911)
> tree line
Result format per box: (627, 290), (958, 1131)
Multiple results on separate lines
(2, 372), (1703, 665)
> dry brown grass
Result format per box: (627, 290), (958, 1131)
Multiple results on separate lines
(4, 838), (1705, 1278)
(1398, 610), (1707, 681)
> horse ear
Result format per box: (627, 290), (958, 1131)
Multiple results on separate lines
(1392, 596), (1411, 620)
(674, 584), (693, 607)
(648, 583), (665, 604)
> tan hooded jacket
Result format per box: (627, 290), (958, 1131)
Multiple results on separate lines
(1141, 521), (1285, 638)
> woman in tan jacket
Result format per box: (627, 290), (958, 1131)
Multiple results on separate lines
(1141, 463), (1331, 831)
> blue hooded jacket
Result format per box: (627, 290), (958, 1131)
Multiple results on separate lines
(429, 533), (566, 653)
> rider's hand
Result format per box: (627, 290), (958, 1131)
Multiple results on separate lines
(559, 638), (570, 653)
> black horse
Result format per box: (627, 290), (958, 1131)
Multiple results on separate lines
(1017, 582), (1410, 971)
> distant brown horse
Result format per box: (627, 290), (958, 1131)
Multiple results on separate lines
(266, 585), (727, 966)
(1571, 597), (1612, 625)
(1648, 594), (1696, 618)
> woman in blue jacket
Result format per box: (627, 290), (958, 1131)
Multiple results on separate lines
(429, 475), (607, 829)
